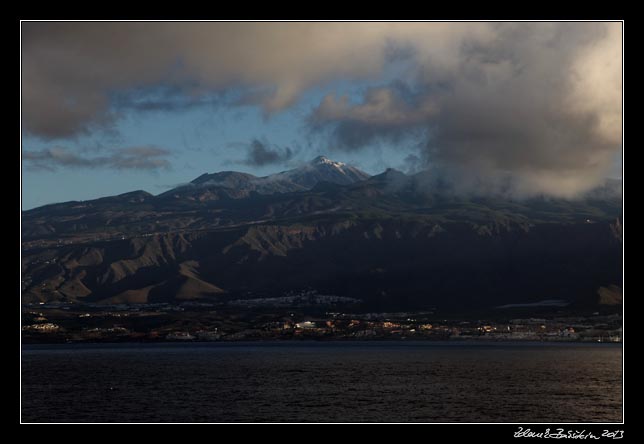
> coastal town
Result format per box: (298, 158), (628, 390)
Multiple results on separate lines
(22, 300), (623, 344)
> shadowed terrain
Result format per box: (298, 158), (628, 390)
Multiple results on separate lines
(22, 158), (622, 312)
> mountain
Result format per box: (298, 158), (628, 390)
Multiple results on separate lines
(21, 158), (622, 312)
(157, 156), (371, 202)
(269, 155), (371, 188)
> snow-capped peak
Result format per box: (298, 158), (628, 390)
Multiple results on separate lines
(311, 155), (345, 168)
(174, 156), (371, 200)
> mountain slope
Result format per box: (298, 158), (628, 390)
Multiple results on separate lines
(21, 158), (623, 311)
(156, 156), (371, 202)
(21, 217), (622, 310)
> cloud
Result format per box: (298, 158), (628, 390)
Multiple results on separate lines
(400, 153), (424, 174)
(111, 86), (223, 114)
(21, 22), (495, 140)
(310, 83), (436, 149)
(242, 139), (294, 166)
(309, 22), (622, 198)
(23, 146), (172, 171)
(21, 22), (622, 197)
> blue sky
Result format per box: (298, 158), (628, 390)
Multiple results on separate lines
(22, 83), (422, 209)
(21, 22), (622, 209)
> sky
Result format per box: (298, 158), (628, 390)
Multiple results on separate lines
(21, 22), (623, 210)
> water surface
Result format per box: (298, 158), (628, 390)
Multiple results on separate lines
(21, 341), (622, 423)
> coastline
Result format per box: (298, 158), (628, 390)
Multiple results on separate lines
(22, 337), (623, 346)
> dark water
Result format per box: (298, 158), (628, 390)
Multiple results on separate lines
(21, 341), (622, 423)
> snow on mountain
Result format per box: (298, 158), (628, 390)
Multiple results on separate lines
(269, 156), (371, 189)
(160, 156), (371, 201)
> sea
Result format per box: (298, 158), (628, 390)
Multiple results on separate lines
(21, 341), (623, 423)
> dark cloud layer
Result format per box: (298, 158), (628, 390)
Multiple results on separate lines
(23, 146), (171, 171)
(242, 139), (294, 166)
(21, 22), (401, 140)
(310, 83), (435, 150)
(309, 23), (622, 197)
(21, 22), (621, 197)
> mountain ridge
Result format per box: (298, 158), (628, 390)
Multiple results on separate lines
(21, 156), (622, 311)
(156, 156), (371, 202)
